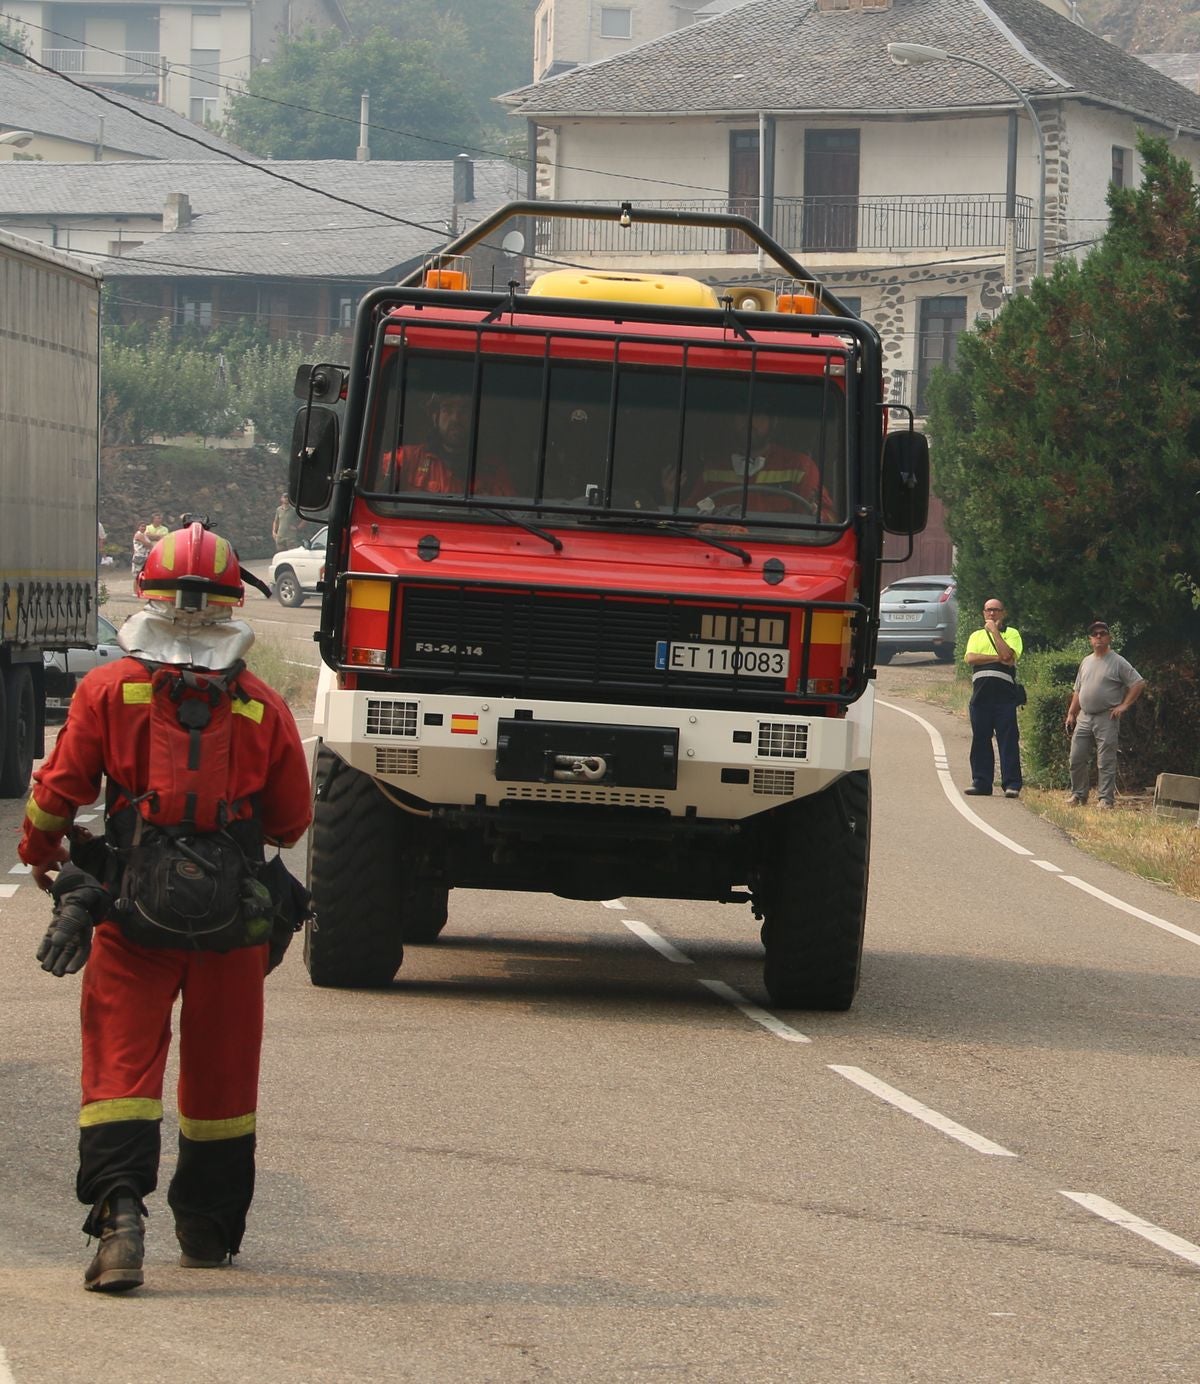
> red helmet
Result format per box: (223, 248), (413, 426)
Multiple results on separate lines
(137, 521), (244, 611)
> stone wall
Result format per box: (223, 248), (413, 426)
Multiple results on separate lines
(100, 445), (293, 566)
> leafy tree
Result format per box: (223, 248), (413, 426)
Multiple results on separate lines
(232, 334), (342, 454)
(927, 134), (1200, 659)
(103, 323), (235, 444)
(0, 16), (29, 64)
(223, 28), (482, 161)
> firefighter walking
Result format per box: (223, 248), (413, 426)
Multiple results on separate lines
(19, 521), (311, 1293)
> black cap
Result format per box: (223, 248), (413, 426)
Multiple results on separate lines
(1087, 620), (1109, 634)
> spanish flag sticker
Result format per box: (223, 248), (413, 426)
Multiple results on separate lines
(450, 714), (479, 735)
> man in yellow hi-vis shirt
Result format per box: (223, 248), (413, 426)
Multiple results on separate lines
(963, 597), (1024, 798)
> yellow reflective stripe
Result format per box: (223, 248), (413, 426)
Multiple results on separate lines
(179, 1112), (257, 1142)
(232, 698), (264, 723)
(79, 1098), (163, 1128)
(122, 682), (153, 704)
(160, 533), (176, 570)
(700, 468), (807, 486)
(809, 611), (847, 644)
(348, 580), (391, 611)
(25, 797), (70, 832)
(213, 536), (230, 575)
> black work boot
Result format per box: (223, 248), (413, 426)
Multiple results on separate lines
(84, 1193), (145, 1293)
(174, 1214), (231, 1269)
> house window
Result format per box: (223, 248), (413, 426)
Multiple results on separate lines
(837, 295), (862, 317)
(180, 293), (213, 328)
(803, 130), (860, 252)
(190, 96), (218, 123)
(916, 296), (967, 416)
(599, 8), (632, 38)
(334, 295), (356, 330)
(1111, 145), (1132, 188)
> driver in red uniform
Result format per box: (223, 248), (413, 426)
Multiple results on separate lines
(688, 410), (829, 515)
(383, 392), (515, 497)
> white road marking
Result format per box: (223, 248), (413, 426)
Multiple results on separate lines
(622, 919), (693, 965)
(877, 701), (1033, 856)
(0, 1342), (15, 1384)
(76, 813), (97, 824)
(301, 736), (319, 746)
(829, 1065), (1017, 1156)
(0, 884), (18, 899)
(879, 699), (1200, 950)
(601, 899), (627, 910)
(8, 864), (30, 875)
(1060, 1192), (1200, 1268)
(699, 979), (811, 1043)
(1058, 875), (1200, 947)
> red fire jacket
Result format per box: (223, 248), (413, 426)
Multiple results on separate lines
(19, 656), (312, 869)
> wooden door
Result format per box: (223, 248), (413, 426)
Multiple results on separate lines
(803, 130), (860, 252)
(728, 130), (760, 252)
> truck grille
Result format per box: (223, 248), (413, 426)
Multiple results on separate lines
(366, 698), (419, 736)
(397, 585), (797, 697)
(757, 722), (809, 760)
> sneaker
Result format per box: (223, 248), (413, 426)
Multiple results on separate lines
(175, 1214), (231, 1269)
(1004, 788), (1021, 799)
(84, 1194), (145, 1293)
(963, 786), (993, 796)
(1097, 800), (1114, 811)
(1066, 794), (1086, 806)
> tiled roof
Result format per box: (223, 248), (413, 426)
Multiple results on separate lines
(501, 0), (1200, 134)
(89, 159), (526, 279)
(0, 60), (250, 159)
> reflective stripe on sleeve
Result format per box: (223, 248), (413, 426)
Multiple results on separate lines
(24, 797), (70, 833)
(178, 1112), (257, 1142)
(79, 1097), (164, 1127)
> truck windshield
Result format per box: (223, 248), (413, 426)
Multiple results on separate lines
(360, 335), (850, 540)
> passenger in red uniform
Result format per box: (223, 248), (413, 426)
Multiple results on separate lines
(382, 392), (516, 497)
(19, 522), (311, 1293)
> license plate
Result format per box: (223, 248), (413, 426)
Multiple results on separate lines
(655, 641), (790, 678)
(885, 612), (922, 623)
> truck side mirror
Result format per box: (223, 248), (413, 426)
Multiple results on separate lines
(289, 405), (338, 515)
(880, 429), (930, 535)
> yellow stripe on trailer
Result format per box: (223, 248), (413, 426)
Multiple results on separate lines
(529, 269), (720, 308)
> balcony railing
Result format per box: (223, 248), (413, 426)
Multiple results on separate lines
(43, 48), (162, 79)
(535, 194), (1034, 257)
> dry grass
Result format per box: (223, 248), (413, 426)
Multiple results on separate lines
(1023, 789), (1200, 901)
(884, 668), (1200, 903)
(245, 634), (319, 711)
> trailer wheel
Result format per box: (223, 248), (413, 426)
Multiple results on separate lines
(0, 666), (36, 798)
(756, 771), (870, 1011)
(305, 748), (407, 986)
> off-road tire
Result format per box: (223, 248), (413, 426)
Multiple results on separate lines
(756, 770), (870, 1011)
(305, 748), (406, 986)
(403, 884), (450, 944)
(0, 666), (36, 798)
(274, 568), (305, 608)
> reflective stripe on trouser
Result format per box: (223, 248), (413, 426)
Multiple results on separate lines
(78, 921), (268, 1239)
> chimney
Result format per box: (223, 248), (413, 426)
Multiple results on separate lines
(163, 192), (192, 231)
(453, 154), (475, 205)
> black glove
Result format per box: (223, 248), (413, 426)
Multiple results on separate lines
(36, 865), (110, 978)
(37, 900), (94, 977)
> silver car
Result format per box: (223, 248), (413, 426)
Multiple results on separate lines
(877, 575), (957, 663)
(43, 613), (123, 710)
(269, 526), (328, 608)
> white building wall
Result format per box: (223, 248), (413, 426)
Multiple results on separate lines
(534, 0), (709, 81)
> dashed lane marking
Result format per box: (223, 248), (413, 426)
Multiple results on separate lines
(1060, 1192), (1200, 1268)
(0, 885), (18, 899)
(622, 919), (693, 965)
(601, 899), (627, 909)
(830, 1065), (1017, 1157)
(8, 864), (30, 875)
(1058, 874), (1200, 948)
(698, 979), (812, 1043)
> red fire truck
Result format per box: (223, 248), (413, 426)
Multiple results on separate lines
(290, 202), (927, 1010)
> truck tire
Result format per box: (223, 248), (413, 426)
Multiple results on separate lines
(0, 666), (36, 798)
(756, 770), (870, 1011)
(305, 748), (406, 986)
(275, 568), (305, 608)
(403, 884), (450, 944)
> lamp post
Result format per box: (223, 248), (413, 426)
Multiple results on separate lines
(887, 41), (1046, 281)
(0, 130), (35, 159)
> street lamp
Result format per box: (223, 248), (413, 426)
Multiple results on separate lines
(887, 41), (1046, 281)
(0, 129), (35, 155)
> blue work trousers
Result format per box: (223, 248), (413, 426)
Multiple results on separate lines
(968, 698), (1022, 793)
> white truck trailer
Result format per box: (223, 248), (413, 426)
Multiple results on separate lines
(0, 229), (101, 795)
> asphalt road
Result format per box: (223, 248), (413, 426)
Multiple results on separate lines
(2, 632), (1199, 1383)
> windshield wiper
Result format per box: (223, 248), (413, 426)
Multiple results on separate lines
(475, 505), (563, 551)
(658, 521), (752, 565)
(573, 509), (753, 565)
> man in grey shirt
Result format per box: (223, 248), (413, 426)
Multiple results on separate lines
(1065, 620), (1146, 808)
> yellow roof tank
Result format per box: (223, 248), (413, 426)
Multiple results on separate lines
(528, 269), (720, 309)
